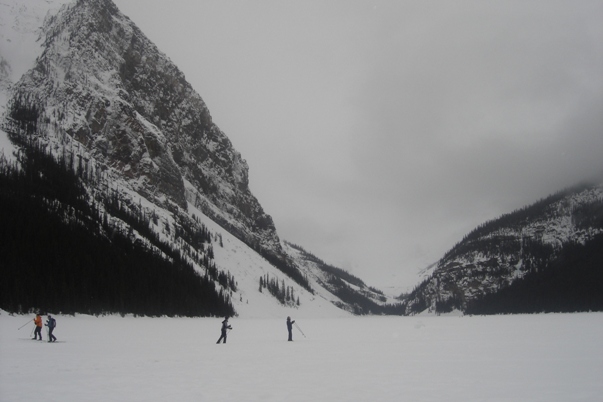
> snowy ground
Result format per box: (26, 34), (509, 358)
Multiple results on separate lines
(1, 312), (602, 401)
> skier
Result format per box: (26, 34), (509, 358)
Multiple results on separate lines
(286, 316), (295, 341)
(46, 314), (57, 342)
(32, 313), (43, 341)
(216, 316), (232, 344)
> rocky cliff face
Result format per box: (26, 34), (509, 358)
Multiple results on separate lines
(5, 0), (282, 258)
(403, 183), (603, 314)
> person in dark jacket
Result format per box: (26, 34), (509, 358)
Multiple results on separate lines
(32, 314), (43, 341)
(46, 314), (57, 342)
(286, 316), (295, 341)
(216, 317), (232, 344)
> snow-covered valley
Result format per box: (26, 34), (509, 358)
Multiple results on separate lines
(1, 311), (602, 401)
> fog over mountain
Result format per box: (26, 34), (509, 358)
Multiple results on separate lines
(112, 0), (603, 290)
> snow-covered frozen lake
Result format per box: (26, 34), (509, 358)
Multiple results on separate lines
(1, 311), (602, 401)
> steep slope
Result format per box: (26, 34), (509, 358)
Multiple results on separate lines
(0, 0), (377, 317)
(3, 0), (313, 280)
(402, 183), (603, 315)
(4, 0), (293, 274)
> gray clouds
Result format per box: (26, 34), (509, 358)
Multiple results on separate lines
(113, 0), (603, 290)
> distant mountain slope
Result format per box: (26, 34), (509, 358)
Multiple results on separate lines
(402, 183), (603, 315)
(465, 234), (603, 314)
(284, 242), (403, 315)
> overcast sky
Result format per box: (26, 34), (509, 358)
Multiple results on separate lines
(112, 0), (603, 292)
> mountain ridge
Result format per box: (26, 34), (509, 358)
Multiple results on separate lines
(401, 182), (603, 315)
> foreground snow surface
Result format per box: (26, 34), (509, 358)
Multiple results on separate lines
(1, 312), (602, 401)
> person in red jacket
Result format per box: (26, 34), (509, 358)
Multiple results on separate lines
(33, 314), (43, 341)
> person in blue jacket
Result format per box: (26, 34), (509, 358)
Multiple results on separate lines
(45, 314), (57, 342)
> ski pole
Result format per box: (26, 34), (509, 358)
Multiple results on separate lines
(294, 322), (307, 338)
(18, 320), (33, 330)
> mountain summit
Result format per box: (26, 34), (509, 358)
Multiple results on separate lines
(7, 0), (283, 259)
(1, 0), (391, 317)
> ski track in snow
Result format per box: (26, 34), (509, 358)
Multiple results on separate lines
(2, 312), (602, 402)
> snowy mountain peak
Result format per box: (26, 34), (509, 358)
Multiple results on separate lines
(1, 0), (393, 318)
(5, 0), (284, 254)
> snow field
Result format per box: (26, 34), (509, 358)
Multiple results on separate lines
(1, 312), (602, 401)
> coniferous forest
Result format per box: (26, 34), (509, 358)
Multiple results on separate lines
(465, 234), (603, 315)
(0, 137), (235, 317)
